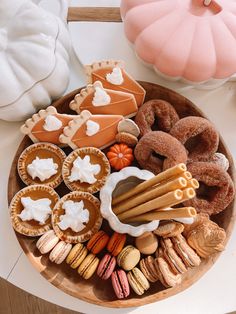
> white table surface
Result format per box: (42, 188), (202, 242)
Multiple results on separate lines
(1, 1), (236, 313)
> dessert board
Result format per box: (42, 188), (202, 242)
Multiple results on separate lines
(8, 81), (236, 308)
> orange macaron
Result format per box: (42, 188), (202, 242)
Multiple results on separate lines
(87, 230), (109, 254)
(107, 232), (126, 257)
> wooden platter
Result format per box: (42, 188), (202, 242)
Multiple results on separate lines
(8, 82), (236, 308)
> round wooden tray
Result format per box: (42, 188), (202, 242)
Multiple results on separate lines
(8, 82), (236, 308)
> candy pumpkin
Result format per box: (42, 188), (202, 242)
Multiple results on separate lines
(107, 144), (134, 170)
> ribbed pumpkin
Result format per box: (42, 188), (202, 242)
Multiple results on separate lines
(107, 144), (134, 170)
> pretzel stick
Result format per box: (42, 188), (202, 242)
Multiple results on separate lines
(117, 190), (183, 221)
(113, 177), (187, 215)
(124, 207), (197, 223)
(187, 178), (199, 189)
(112, 164), (187, 205)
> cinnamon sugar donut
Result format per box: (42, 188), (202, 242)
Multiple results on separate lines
(170, 116), (219, 161)
(134, 131), (187, 174)
(134, 99), (179, 137)
(184, 162), (235, 215)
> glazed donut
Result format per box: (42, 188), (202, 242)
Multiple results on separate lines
(134, 99), (179, 137)
(134, 131), (188, 174)
(170, 116), (219, 161)
(184, 162), (235, 215)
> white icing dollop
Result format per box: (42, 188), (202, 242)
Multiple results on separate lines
(69, 155), (101, 184)
(27, 157), (58, 182)
(106, 67), (124, 85)
(92, 86), (111, 106)
(86, 120), (100, 136)
(58, 200), (90, 232)
(43, 115), (63, 131)
(18, 197), (52, 224)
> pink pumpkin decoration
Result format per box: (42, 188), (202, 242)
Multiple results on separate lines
(121, 0), (236, 85)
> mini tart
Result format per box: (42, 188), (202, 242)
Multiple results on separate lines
(52, 191), (102, 243)
(17, 142), (66, 188)
(62, 147), (110, 194)
(10, 185), (59, 237)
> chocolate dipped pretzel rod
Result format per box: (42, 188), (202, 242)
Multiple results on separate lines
(112, 163), (187, 206)
(124, 207), (197, 223)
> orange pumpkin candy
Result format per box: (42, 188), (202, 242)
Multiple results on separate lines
(107, 144), (134, 170)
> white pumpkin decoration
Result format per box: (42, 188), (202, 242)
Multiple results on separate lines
(0, 0), (70, 121)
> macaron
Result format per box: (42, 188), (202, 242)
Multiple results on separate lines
(135, 232), (158, 255)
(140, 256), (159, 283)
(78, 253), (99, 280)
(107, 232), (126, 256)
(127, 267), (150, 295)
(36, 230), (59, 254)
(111, 269), (130, 299)
(117, 245), (140, 271)
(49, 241), (72, 264)
(66, 243), (88, 269)
(87, 230), (109, 254)
(97, 253), (116, 280)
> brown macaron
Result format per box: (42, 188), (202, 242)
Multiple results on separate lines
(140, 256), (159, 283)
(154, 221), (184, 238)
(155, 255), (182, 288)
(135, 232), (158, 255)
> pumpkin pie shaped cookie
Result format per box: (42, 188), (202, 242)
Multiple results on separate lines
(85, 60), (146, 107)
(60, 110), (123, 150)
(18, 142), (66, 189)
(70, 81), (138, 118)
(62, 147), (110, 194)
(52, 191), (102, 243)
(10, 185), (59, 237)
(21, 106), (75, 145)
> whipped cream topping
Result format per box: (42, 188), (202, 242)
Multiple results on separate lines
(106, 67), (124, 85)
(86, 120), (100, 136)
(27, 157), (58, 182)
(58, 200), (90, 232)
(68, 155), (101, 184)
(18, 197), (52, 224)
(43, 115), (63, 131)
(92, 86), (111, 106)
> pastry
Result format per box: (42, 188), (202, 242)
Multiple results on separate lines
(10, 185), (59, 237)
(62, 147), (110, 194)
(49, 241), (72, 264)
(85, 60), (146, 107)
(111, 269), (130, 299)
(135, 232), (158, 255)
(135, 99), (179, 137)
(59, 110), (123, 150)
(134, 131), (188, 175)
(184, 162), (235, 215)
(140, 256), (159, 283)
(66, 243), (88, 269)
(36, 230), (59, 254)
(20, 106), (74, 145)
(117, 245), (141, 271)
(127, 267), (150, 296)
(170, 116), (219, 161)
(77, 253), (99, 280)
(97, 254), (116, 280)
(70, 81), (138, 118)
(210, 152), (230, 171)
(118, 119), (140, 137)
(107, 232), (127, 257)
(107, 144), (134, 170)
(171, 234), (201, 268)
(86, 230), (109, 254)
(51, 191), (102, 243)
(153, 221), (184, 238)
(18, 142), (66, 188)
(115, 132), (138, 147)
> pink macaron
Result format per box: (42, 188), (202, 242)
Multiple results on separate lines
(97, 254), (116, 280)
(111, 269), (130, 299)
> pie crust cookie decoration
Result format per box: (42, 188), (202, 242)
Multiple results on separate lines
(60, 110), (124, 150)
(10, 185), (59, 237)
(85, 60), (146, 107)
(52, 191), (102, 243)
(62, 147), (111, 194)
(70, 81), (138, 118)
(20, 106), (74, 145)
(17, 142), (66, 189)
